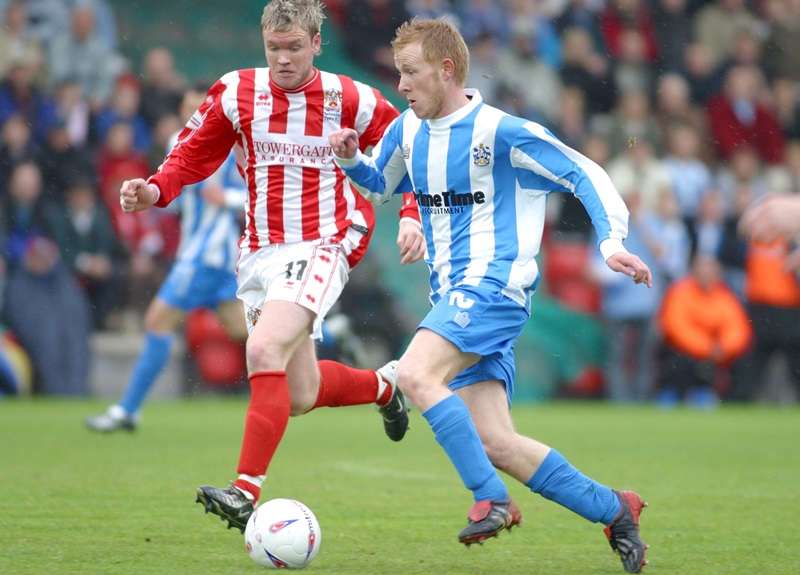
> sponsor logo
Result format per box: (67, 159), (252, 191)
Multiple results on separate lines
(472, 143), (492, 166)
(251, 140), (333, 167)
(414, 189), (486, 215)
(256, 92), (271, 107)
(269, 519), (298, 533)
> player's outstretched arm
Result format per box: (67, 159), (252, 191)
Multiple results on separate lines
(606, 251), (653, 288)
(119, 179), (159, 213)
(739, 194), (800, 243)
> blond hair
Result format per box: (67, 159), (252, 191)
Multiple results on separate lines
(261, 0), (325, 37)
(392, 18), (469, 86)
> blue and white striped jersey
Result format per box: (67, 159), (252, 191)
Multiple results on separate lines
(338, 91), (630, 307)
(171, 137), (246, 271)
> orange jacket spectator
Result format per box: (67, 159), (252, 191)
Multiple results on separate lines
(745, 240), (800, 308)
(660, 270), (752, 363)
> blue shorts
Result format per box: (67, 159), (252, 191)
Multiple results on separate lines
(418, 285), (530, 400)
(157, 262), (238, 311)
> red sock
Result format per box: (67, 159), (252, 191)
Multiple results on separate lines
(311, 360), (390, 410)
(234, 371), (290, 501)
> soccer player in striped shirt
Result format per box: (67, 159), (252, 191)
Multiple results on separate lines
(86, 85), (249, 433)
(118, 0), (424, 532)
(331, 18), (652, 574)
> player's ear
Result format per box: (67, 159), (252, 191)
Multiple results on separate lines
(441, 58), (456, 82)
(311, 33), (322, 56)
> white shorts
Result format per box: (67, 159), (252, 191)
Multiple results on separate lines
(236, 240), (350, 339)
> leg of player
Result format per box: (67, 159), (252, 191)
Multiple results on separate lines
(396, 329), (519, 545)
(216, 299), (249, 343)
(197, 300), (313, 531)
(85, 298), (183, 433)
(297, 337), (409, 441)
(459, 381), (649, 573)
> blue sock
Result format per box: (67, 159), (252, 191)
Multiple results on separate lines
(526, 449), (621, 524)
(119, 332), (173, 415)
(422, 395), (508, 502)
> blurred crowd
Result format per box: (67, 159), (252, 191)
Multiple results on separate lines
(1, 0), (799, 404)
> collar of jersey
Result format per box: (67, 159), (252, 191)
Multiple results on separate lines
(268, 67), (320, 94)
(427, 89), (483, 130)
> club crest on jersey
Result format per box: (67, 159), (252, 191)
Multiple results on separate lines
(472, 143), (492, 167)
(324, 88), (343, 121)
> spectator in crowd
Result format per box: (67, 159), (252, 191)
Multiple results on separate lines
(3, 0), (70, 48)
(407, 0), (458, 23)
(343, 0), (410, 83)
(465, 31), (500, 104)
(0, 114), (37, 197)
(505, 0), (562, 68)
(707, 66), (785, 164)
(662, 122), (712, 234)
(95, 74), (151, 154)
(138, 47), (185, 128)
(0, 161), (50, 266)
(652, 0), (692, 73)
(600, 0), (659, 64)
(731, 238), (800, 400)
(683, 42), (725, 105)
(716, 187), (749, 298)
(554, 85), (588, 149)
(47, 178), (119, 329)
(606, 89), (662, 158)
(458, 0), (509, 44)
(554, 0), (605, 54)
(770, 77), (800, 140)
(658, 254), (752, 407)
(35, 119), (93, 203)
(2, 236), (91, 395)
(763, 0), (800, 82)
(716, 145), (769, 214)
(0, 0), (43, 80)
(48, 2), (124, 109)
(591, 190), (665, 402)
(559, 26), (616, 116)
(695, 0), (761, 68)
(495, 20), (561, 122)
(0, 54), (56, 145)
(612, 28), (654, 95)
(52, 79), (91, 147)
(606, 137), (671, 214)
(146, 112), (180, 172)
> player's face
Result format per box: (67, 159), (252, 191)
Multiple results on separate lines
(263, 25), (320, 90)
(395, 42), (446, 119)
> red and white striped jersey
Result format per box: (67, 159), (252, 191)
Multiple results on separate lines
(149, 67), (418, 268)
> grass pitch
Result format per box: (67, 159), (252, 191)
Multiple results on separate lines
(1, 400), (798, 574)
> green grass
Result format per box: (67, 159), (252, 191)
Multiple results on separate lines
(1, 400), (799, 574)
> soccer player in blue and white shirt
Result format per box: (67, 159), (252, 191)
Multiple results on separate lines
(330, 19), (653, 574)
(86, 86), (248, 432)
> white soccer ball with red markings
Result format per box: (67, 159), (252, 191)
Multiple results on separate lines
(244, 498), (321, 569)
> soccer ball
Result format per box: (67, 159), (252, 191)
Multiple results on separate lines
(244, 498), (321, 569)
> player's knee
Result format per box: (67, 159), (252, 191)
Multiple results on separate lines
(482, 433), (516, 472)
(396, 361), (433, 406)
(246, 338), (290, 372)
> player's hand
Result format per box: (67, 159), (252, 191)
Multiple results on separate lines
(397, 218), (425, 264)
(201, 183), (225, 206)
(739, 194), (800, 242)
(120, 179), (158, 213)
(329, 128), (359, 159)
(606, 251), (653, 287)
